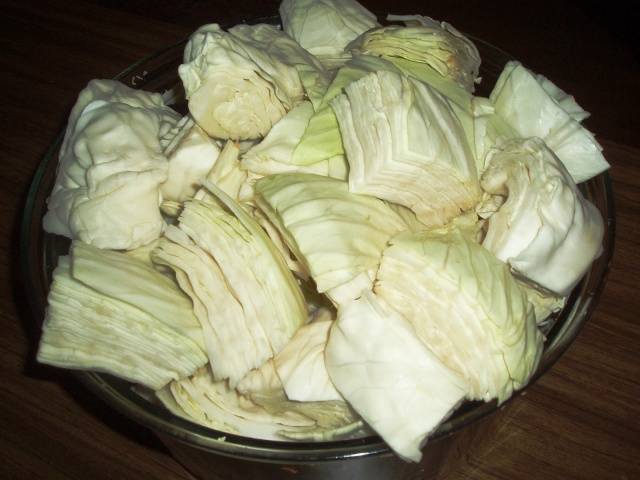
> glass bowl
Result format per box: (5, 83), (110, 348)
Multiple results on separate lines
(20, 21), (615, 480)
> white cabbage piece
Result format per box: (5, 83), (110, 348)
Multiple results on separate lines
(331, 70), (480, 227)
(375, 228), (544, 403)
(274, 315), (342, 402)
(152, 184), (307, 385)
(228, 23), (330, 109)
(159, 115), (221, 207)
(43, 80), (180, 250)
(490, 61), (609, 183)
(348, 16), (480, 92)
(179, 23), (328, 139)
(480, 137), (605, 296)
(254, 173), (407, 305)
(291, 53), (474, 169)
(70, 242), (205, 349)
(279, 0), (379, 68)
(37, 252), (207, 390)
(325, 291), (468, 462)
(160, 364), (362, 441)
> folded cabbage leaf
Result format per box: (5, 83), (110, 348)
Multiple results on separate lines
(241, 101), (347, 180)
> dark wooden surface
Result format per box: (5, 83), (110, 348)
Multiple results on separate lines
(1, 0), (638, 478)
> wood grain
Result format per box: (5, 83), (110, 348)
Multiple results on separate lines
(1, 1), (638, 479)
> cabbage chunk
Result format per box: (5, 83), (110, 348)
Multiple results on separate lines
(254, 173), (407, 305)
(37, 248), (207, 390)
(490, 61), (609, 183)
(375, 228), (544, 403)
(152, 186), (307, 385)
(480, 138), (605, 296)
(332, 70), (480, 226)
(325, 291), (468, 462)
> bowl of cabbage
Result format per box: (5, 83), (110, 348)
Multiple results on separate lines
(21, 3), (614, 480)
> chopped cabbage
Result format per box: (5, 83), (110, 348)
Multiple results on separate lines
(490, 61), (609, 183)
(179, 23), (328, 139)
(375, 228), (544, 403)
(274, 315), (342, 402)
(279, 0), (379, 69)
(152, 186), (306, 385)
(37, 250), (207, 390)
(43, 80), (179, 250)
(325, 291), (468, 461)
(348, 17), (480, 92)
(332, 70), (480, 226)
(480, 138), (604, 296)
(254, 173), (407, 305)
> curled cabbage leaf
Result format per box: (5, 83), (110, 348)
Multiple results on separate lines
(331, 70), (480, 226)
(490, 61), (609, 183)
(480, 137), (605, 296)
(325, 291), (468, 462)
(375, 228), (544, 403)
(254, 173), (408, 305)
(279, 0), (379, 68)
(241, 101), (347, 180)
(43, 80), (179, 250)
(37, 247), (207, 390)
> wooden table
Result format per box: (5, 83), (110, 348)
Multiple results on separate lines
(1, 1), (638, 478)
